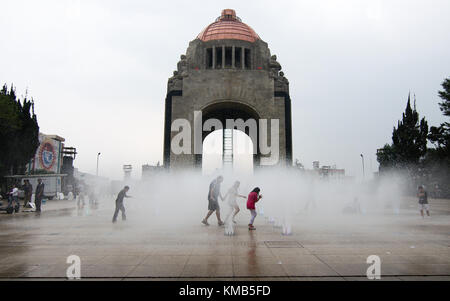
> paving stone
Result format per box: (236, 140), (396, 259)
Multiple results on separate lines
(0, 197), (448, 280)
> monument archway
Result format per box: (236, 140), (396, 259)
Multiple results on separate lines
(196, 101), (261, 170)
(163, 9), (292, 171)
(202, 128), (254, 175)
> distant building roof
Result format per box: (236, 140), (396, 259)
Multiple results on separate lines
(41, 133), (65, 142)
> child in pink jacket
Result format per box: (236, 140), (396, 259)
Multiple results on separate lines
(246, 187), (262, 230)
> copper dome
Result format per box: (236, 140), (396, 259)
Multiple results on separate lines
(197, 9), (260, 43)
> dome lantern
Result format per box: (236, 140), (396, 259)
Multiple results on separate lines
(197, 9), (260, 43)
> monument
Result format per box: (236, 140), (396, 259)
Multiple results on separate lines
(163, 9), (292, 170)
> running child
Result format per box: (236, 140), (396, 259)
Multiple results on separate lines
(417, 185), (430, 218)
(247, 187), (262, 230)
(223, 181), (246, 224)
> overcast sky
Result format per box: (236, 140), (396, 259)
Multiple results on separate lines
(1, 0), (449, 180)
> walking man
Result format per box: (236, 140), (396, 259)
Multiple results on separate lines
(202, 176), (224, 226)
(35, 178), (45, 212)
(112, 186), (131, 223)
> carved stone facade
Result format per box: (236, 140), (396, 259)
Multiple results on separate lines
(163, 9), (292, 170)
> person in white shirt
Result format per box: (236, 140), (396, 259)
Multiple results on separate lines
(8, 184), (20, 209)
(223, 181), (247, 224)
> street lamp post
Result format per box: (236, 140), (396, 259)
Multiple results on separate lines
(96, 152), (101, 176)
(360, 154), (365, 180)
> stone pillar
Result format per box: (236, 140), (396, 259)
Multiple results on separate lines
(232, 46), (235, 68)
(242, 48), (245, 69)
(212, 47), (216, 69)
(222, 46), (225, 69)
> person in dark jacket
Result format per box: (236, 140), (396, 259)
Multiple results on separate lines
(35, 178), (45, 212)
(23, 180), (32, 208)
(112, 186), (131, 223)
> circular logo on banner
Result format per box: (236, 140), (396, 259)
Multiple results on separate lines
(39, 141), (56, 170)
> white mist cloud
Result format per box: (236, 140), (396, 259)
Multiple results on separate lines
(1, 0), (449, 180)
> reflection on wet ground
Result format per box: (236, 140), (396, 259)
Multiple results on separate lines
(0, 198), (449, 280)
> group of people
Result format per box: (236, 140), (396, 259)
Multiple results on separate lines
(202, 176), (262, 230)
(110, 177), (263, 231)
(109, 179), (431, 229)
(1, 179), (45, 213)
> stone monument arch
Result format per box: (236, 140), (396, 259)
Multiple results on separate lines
(163, 9), (292, 170)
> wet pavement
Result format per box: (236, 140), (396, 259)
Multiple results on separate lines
(0, 197), (449, 280)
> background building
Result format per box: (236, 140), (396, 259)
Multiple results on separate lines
(142, 162), (164, 181)
(26, 133), (65, 174)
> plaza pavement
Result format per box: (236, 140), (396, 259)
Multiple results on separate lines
(0, 199), (76, 218)
(0, 196), (449, 281)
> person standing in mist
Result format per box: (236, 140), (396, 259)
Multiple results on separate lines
(417, 185), (430, 218)
(112, 186), (131, 223)
(35, 178), (45, 213)
(223, 181), (246, 224)
(23, 180), (32, 208)
(247, 187), (262, 230)
(202, 176), (224, 226)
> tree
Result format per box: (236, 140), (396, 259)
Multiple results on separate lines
(377, 94), (428, 171)
(425, 78), (450, 197)
(438, 78), (450, 116)
(376, 144), (397, 171)
(391, 94), (428, 167)
(429, 78), (450, 156)
(376, 94), (429, 194)
(0, 84), (40, 177)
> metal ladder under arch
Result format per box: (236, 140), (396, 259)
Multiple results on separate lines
(222, 128), (233, 168)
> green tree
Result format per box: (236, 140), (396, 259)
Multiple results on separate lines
(425, 78), (450, 197)
(377, 94), (428, 170)
(392, 94), (428, 166)
(429, 78), (450, 155)
(438, 78), (450, 116)
(0, 84), (40, 176)
(376, 144), (397, 171)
